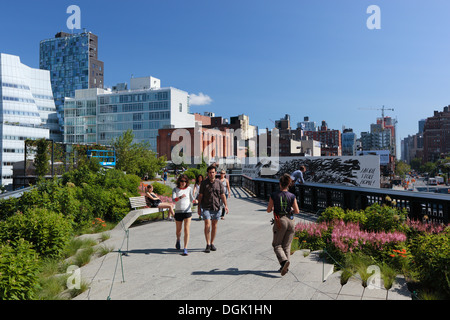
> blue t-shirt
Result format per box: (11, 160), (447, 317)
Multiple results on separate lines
(270, 191), (296, 216)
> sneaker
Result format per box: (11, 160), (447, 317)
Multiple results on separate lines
(182, 248), (188, 256)
(175, 240), (181, 250)
(204, 245), (211, 253)
(210, 244), (217, 251)
(280, 260), (290, 276)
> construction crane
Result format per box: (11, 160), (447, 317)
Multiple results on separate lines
(358, 105), (394, 129)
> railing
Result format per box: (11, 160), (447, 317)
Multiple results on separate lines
(228, 174), (449, 224)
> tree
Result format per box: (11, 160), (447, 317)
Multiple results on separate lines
(112, 130), (166, 178)
(395, 160), (410, 178)
(34, 139), (50, 178)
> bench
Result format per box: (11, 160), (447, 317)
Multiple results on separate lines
(115, 196), (167, 231)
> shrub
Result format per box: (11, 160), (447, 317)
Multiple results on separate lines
(409, 229), (450, 297)
(317, 206), (367, 225)
(0, 239), (40, 300)
(0, 208), (73, 258)
(363, 203), (407, 233)
(294, 221), (330, 251)
(151, 182), (173, 197)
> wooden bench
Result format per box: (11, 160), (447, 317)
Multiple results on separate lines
(115, 196), (166, 231)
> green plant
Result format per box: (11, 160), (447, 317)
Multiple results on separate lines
(409, 229), (450, 298)
(151, 182), (173, 196)
(380, 262), (397, 290)
(363, 203), (407, 233)
(0, 239), (40, 300)
(0, 208), (73, 258)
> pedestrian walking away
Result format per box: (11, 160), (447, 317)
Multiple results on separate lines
(266, 174), (300, 276)
(172, 174), (195, 256)
(219, 169), (231, 220)
(197, 165), (229, 253)
(145, 184), (175, 221)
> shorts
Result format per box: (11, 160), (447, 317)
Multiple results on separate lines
(175, 212), (192, 222)
(202, 209), (221, 221)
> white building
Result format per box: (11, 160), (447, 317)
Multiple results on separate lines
(0, 53), (58, 190)
(64, 76), (195, 152)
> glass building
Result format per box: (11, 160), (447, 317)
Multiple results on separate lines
(0, 53), (58, 190)
(39, 31), (104, 139)
(64, 77), (195, 152)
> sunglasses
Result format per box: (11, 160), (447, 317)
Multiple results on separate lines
(180, 180), (187, 183)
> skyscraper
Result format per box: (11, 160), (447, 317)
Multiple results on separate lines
(39, 30), (104, 139)
(0, 53), (58, 190)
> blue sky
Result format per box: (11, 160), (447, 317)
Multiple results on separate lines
(1, 0), (450, 154)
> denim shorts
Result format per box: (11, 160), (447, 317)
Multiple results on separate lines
(202, 209), (221, 221)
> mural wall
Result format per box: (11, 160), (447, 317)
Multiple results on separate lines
(242, 156), (380, 188)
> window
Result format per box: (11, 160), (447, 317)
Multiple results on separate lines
(179, 103), (182, 112)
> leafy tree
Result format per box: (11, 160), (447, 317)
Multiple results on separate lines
(395, 160), (410, 178)
(34, 139), (50, 177)
(111, 130), (166, 178)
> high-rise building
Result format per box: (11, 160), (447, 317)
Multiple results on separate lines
(40, 31), (104, 138)
(342, 128), (357, 156)
(0, 53), (57, 190)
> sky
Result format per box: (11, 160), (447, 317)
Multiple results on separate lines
(1, 0), (450, 155)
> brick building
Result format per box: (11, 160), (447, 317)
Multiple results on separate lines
(423, 106), (450, 163)
(304, 120), (342, 156)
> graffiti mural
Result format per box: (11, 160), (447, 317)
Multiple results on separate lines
(242, 156), (380, 188)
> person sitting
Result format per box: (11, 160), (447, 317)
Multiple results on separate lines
(145, 184), (175, 221)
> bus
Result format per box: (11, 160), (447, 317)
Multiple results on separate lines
(87, 149), (116, 167)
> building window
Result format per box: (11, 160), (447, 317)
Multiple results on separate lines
(179, 103), (182, 112)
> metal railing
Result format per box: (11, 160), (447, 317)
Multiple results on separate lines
(228, 174), (449, 224)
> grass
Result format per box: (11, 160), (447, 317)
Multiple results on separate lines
(35, 232), (113, 299)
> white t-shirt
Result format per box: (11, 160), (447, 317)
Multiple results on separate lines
(172, 186), (195, 213)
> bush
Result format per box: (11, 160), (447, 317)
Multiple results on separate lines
(0, 208), (73, 258)
(0, 239), (40, 300)
(151, 182), (173, 196)
(318, 206), (367, 225)
(363, 203), (408, 233)
(409, 228), (450, 297)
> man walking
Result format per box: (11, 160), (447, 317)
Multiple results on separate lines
(197, 165), (229, 253)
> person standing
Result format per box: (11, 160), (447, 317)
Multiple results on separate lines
(163, 169), (168, 185)
(219, 169), (231, 220)
(172, 174), (195, 256)
(197, 165), (228, 253)
(267, 174), (300, 276)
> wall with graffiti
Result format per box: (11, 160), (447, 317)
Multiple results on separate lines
(242, 156), (380, 188)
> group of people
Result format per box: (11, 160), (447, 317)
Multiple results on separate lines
(145, 164), (305, 276)
(145, 165), (230, 256)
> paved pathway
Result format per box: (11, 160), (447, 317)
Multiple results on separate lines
(74, 187), (411, 301)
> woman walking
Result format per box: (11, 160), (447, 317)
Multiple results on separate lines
(172, 174), (195, 256)
(266, 174), (299, 276)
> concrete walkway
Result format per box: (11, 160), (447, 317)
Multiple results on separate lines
(73, 187), (411, 301)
